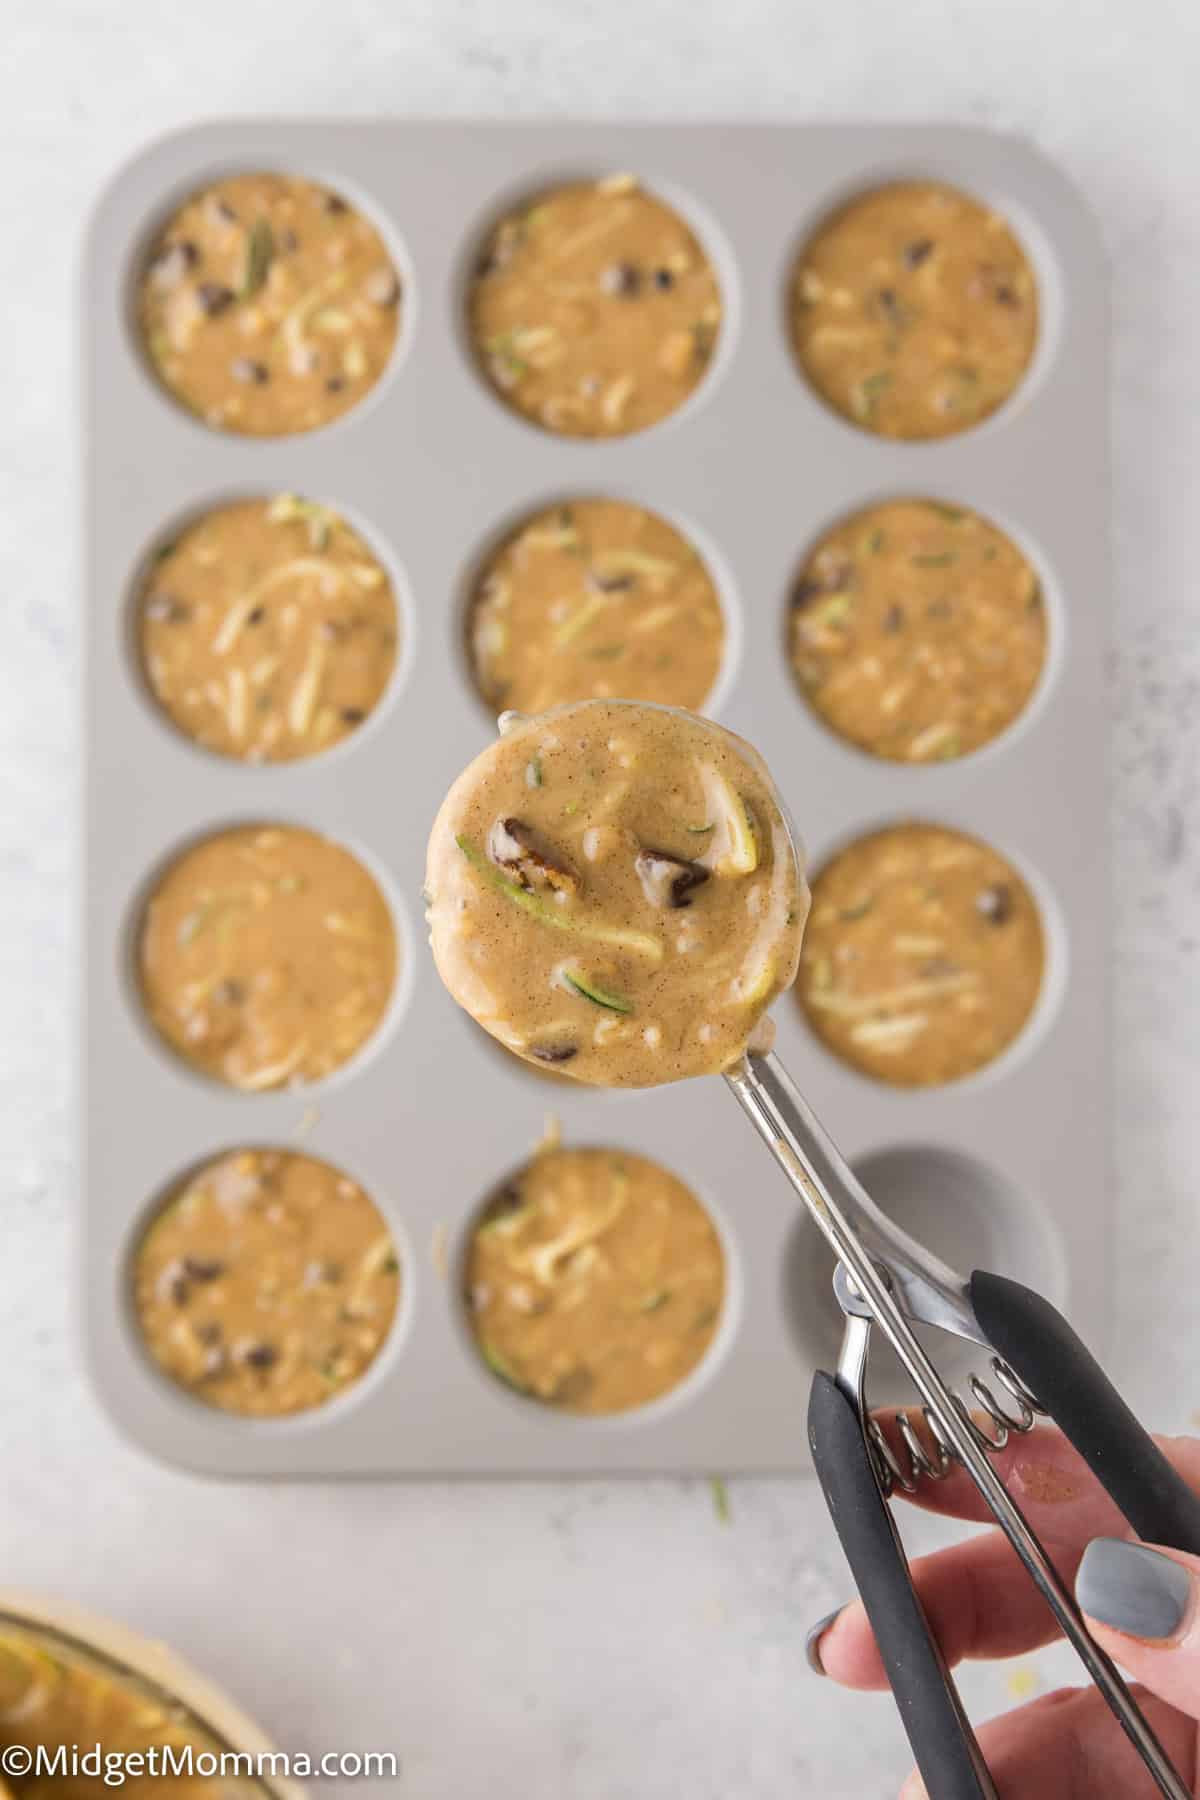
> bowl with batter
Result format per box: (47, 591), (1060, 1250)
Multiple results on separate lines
(135, 494), (400, 762)
(132, 1148), (401, 1420)
(794, 821), (1046, 1086)
(136, 171), (402, 436)
(464, 1139), (726, 1415)
(425, 700), (808, 1087)
(789, 180), (1039, 439)
(787, 497), (1047, 763)
(0, 1597), (300, 1795)
(465, 497), (727, 717)
(467, 173), (723, 437)
(135, 823), (398, 1091)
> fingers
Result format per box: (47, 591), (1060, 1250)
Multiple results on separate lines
(871, 1415), (1200, 1552)
(898, 1684), (1196, 1799)
(813, 1527), (1080, 1689)
(1077, 1538), (1200, 1721)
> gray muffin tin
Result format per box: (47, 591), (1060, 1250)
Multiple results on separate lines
(81, 121), (1108, 1476)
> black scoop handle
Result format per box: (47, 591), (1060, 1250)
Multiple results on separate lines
(970, 1271), (1200, 1554)
(808, 1372), (998, 1799)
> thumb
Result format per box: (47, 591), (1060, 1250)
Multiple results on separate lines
(1076, 1537), (1200, 1718)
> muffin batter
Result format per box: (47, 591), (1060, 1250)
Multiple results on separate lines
(137, 495), (398, 763)
(137, 172), (400, 436)
(425, 701), (807, 1087)
(469, 174), (722, 437)
(0, 1623), (270, 1795)
(0, 1620), (277, 1800)
(466, 498), (725, 715)
(791, 181), (1038, 440)
(138, 825), (396, 1090)
(795, 823), (1044, 1086)
(789, 498), (1046, 762)
(133, 1148), (399, 1418)
(465, 1144), (724, 1414)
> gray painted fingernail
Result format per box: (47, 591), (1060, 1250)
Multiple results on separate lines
(1076, 1538), (1193, 1641)
(805, 1606), (843, 1676)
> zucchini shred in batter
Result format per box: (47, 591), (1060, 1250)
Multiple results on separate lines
(788, 497), (1047, 763)
(137, 824), (397, 1091)
(790, 180), (1038, 440)
(137, 171), (401, 437)
(795, 822), (1045, 1087)
(465, 497), (725, 716)
(136, 494), (399, 764)
(464, 1140), (725, 1415)
(133, 1148), (400, 1419)
(0, 1621), (270, 1796)
(468, 173), (722, 437)
(425, 701), (808, 1088)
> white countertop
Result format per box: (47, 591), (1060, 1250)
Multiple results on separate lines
(2, 0), (1199, 1791)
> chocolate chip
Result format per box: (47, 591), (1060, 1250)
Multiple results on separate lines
(326, 376), (346, 393)
(636, 848), (711, 910)
(587, 567), (637, 594)
(531, 1042), (579, 1064)
(230, 357), (268, 384)
(195, 282), (235, 316)
(488, 818), (578, 896)
(364, 267), (400, 307)
(278, 228), (299, 253)
(214, 979), (246, 1005)
(149, 240), (198, 288)
(993, 283), (1019, 308)
(183, 1256), (225, 1282)
(322, 191), (349, 214)
(246, 606), (266, 626)
(976, 883), (1013, 925)
(145, 593), (191, 624)
(489, 1184), (524, 1218)
(158, 1260), (191, 1307)
(902, 238), (934, 269)
(600, 261), (642, 297)
(882, 604), (905, 633)
(242, 1342), (279, 1370)
(340, 707), (366, 724)
(653, 267), (675, 290)
(209, 197), (239, 225)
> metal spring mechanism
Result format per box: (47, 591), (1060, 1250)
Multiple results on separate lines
(868, 1358), (1047, 1497)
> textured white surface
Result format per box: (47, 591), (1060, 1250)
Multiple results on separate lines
(2, 0), (1199, 1792)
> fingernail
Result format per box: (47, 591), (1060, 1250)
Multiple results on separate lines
(805, 1606), (842, 1676)
(899, 1777), (928, 1800)
(1076, 1538), (1194, 1641)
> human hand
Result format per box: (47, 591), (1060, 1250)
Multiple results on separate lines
(807, 1418), (1200, 1796)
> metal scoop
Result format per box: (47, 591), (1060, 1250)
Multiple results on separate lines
(481, 704), (1199, 1797)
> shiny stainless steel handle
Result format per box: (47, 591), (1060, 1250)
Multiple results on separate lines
(725, 1049), (1191, 1800)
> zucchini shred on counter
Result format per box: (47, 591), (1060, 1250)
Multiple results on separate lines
(464, 1142), (725, 1414)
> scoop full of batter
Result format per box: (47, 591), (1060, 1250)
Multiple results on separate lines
(425, 701), (808, 1087)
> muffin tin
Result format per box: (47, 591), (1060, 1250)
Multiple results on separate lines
(81, 120), (1108, 1476)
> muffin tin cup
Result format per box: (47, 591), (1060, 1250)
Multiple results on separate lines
(81, 121), (1108, 1476)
